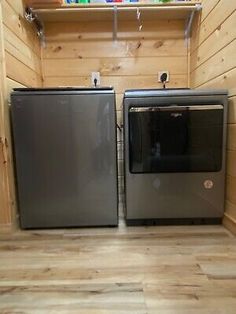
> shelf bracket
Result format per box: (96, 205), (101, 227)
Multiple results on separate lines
(25, 7), (46, 48)
(185, 4), (202, 40)
(136, 7), (143, 32)
(113, 5), (118, 41)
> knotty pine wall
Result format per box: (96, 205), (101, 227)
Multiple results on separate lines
(190, 0), (236, 233)
(3, 0), (42, 88)
(0, 0), (42, 230)
(0, 2), (11, 229)
(42, 19), (188, 209)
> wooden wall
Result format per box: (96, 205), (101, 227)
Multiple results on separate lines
(3, 0), (42, 88)
(0, 0), (42, 231)
(190, 0), (236, 234)
(42, 19), (188, 209)
(0, 2), (11, 229)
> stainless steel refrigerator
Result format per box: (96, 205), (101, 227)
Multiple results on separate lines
(11, 88), (118, 229)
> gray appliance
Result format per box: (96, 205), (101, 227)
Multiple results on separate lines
(123, 89), (228, 225)
(11, 87), (118, 229)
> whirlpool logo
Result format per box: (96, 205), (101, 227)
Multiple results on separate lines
(171, 113), (183, 118)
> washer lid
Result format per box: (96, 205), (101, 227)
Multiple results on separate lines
(12, 87), (115, 96)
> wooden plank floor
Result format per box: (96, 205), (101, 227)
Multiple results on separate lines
(0, 221), (236, 313)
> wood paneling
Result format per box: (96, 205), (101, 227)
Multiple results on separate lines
(4, 25), (41, 74)
(0, 226), (236, 310)
(42, 19), (187, 102)
(45, 20), (186, 41)
(44, 39), (186, 59)
(191, 39), (236, 87)
(0, 139), (11, 228)
(2, 1), (40, 55)
(190, 0), (236, 234)
(200, 0), (220, 22)
(3, 0), (43, 86)
(3, 0), (43, 87)
(0, 0), (42, 229)
(44, 74), (187, 92)
(227, 150), (236, 177)
(0, 2), (11, 228)
(195, 67), (236, 97)
(0, 5), (6, 139)
(191, 0), (236, 53)
(227, 125), (236, 151)
(191, 10), (236, 72)
(6, 78), (25, 101)
(44, 56), (187, 77)
(223, 213), (236, 235)
(5, 51), (42, 87)
(225, 201), (236, 223)
(7, 0), (25, 17)
(226, 175), (236, 205)
(228, 96), (236, 124)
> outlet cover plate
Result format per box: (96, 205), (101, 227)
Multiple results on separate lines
(91, 72), (101, 86)
(158, 71), (170, 83)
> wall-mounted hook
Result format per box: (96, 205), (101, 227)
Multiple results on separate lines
(24, 7), (46, 48)
(25, 7), (35, 23)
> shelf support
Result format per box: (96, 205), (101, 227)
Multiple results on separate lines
(185, 4), (202, 40)
(136, 7), (143, 32)
(25, 7), (46, 48)
(113, 6), (118, 41)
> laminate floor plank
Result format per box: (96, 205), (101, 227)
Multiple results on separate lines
(0, 225), (235, 313)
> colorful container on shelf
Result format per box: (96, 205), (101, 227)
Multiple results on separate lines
(89, 0), (106, 3)
(64, 0), (182, 3)
(155, 0), (172, 3)
(65, 0), (89, 3)
(64, 0), (142, 3)
(65, 0), (78, 3)
(106, 0), (123, 2)
(105, 0), (139, 2)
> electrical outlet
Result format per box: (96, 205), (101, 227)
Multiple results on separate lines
(158, 71), (170, 83)
(91, 72), (101, 86)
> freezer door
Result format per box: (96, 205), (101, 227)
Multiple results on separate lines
(11, 93), (118, 228)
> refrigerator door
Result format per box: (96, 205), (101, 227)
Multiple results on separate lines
(11, 91), (118, 228)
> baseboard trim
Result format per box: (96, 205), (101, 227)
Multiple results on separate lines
(223, 213), (236, 235)
(0, 224), (12, 234)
